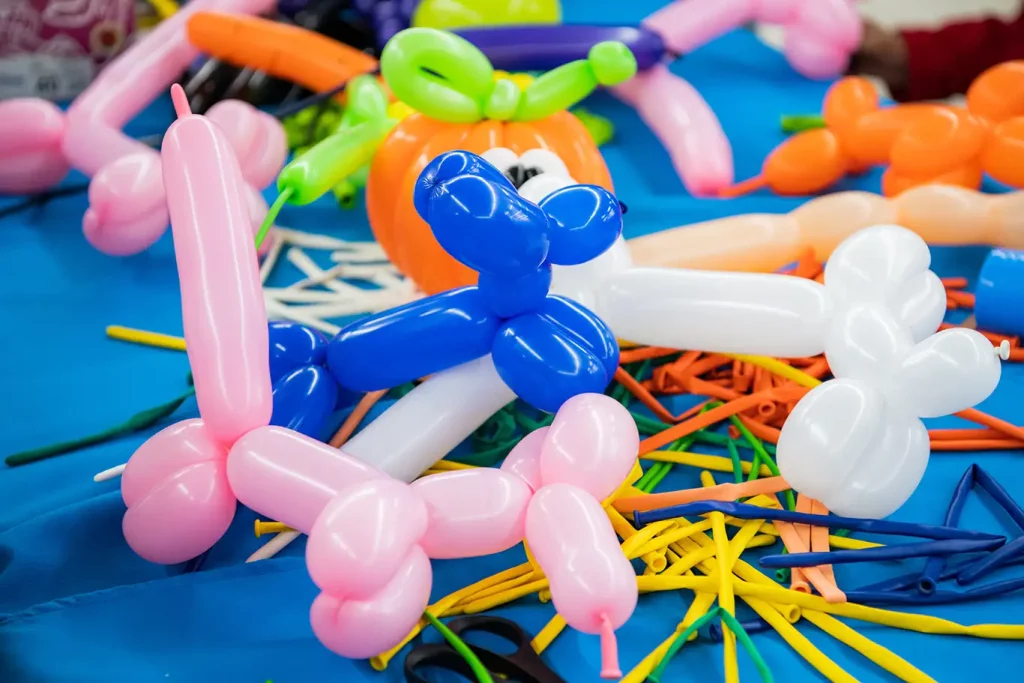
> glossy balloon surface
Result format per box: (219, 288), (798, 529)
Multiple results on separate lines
(270, 365), (340, 438)
(269, 321), (328, 383)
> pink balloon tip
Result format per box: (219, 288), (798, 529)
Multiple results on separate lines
(170, 84), (192, 119)
(599, 614), (622, 680)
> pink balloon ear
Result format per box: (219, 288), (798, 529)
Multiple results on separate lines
(540, 394), (639, 500)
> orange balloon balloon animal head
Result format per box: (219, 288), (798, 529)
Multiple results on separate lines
(366, 28), (636, 295)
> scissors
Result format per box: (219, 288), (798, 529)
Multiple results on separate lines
(404, 616), (566, 683)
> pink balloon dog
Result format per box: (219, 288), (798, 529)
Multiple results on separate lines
(621, 0), (860, 194)
(0, 0), (286, 256)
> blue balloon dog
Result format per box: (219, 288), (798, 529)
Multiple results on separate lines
(327, 150), (622, 413)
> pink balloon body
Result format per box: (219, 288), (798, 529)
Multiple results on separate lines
(412, 469), (533, 559)
(499, 426), (548, 492)
(540, 394), (639, 501)
(62, 0), (274, 176)
(309, 546), (432, 659)
(613, 64), (733, 196)
(644, 0), (859, 79)
(121, 419), (236, 564)
(227, 426), (384, 534)
(161, 106), (272, 445)
(525, 483), (637, 633)
(306, 478), (428, 600)
(83, 152), (168, 255)
(0, 99), (70, 194)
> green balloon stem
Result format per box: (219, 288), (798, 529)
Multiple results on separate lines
(255, 188), (293, 251)
(781, 114), (826, 133)
(6, 387), (195, 467)
(422, 611), (494, 683)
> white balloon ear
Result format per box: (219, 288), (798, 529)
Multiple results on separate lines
(890, 270), (946, 341)
(824, 304), (913, 385)
(824, 224), (933, 308)
(886, 328), (1003, 418)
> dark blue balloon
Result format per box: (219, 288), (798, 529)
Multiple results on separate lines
(539, 184), (623, 266)
(268, 321), (329, 383)
(424, 172), (551, 278)
(539, 295), (620, 379)
(414, 150), (517, 221)
(270, 365), (340, 438)
(327, 287), (499, 391)
(478, 265), (552, 318)
(491, 311), (615, 413)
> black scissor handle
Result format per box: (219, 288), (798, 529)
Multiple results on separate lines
(404, 643), (480, 683)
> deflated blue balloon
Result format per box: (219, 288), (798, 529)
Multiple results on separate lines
(491, 298), (619, 413)
(270, 365), (340, 438)
(414, 149), (516, 221)
(268, 321), (328, 383)
(539, 184), (623, 266)
(421, 168), (550, 278)
(478, 265), (552, 318)
(327, 287), (499, 391)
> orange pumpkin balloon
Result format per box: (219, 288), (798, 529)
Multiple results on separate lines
(982, 117), (1024, 187)
(822, 77), (879, 140)
(889, 107), (988, 177)
(881, 162), (983, 198)
(367, 112), (613, 295)
(840, 103), (945, 166)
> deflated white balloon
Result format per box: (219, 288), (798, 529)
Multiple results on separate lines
(887, 327), (1003, 418)
(595, 267), (830, 356)
(824, 305), (913, 387)
(777, 379), (929, 519)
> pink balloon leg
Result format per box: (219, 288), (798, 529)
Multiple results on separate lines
(613, 64), (733, 196)
(644, 0), (756, 55)
(121, 419), (237, 564)
(0, 99), (70, 194)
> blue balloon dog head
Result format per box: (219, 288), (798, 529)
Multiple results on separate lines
(327, 150), (623, 413)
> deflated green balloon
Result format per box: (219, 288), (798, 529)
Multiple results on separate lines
(412, 0), (560, 30)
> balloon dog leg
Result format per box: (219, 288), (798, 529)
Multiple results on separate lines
(228, 426), (433, 659)
(342, 356), (516, 482)
(0, 99), (71, 194)
(612, 64), (732, 195)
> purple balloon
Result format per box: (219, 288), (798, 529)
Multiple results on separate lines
(454, 24), (667, 72)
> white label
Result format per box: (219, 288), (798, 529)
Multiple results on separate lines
(0, 53), (94, 100)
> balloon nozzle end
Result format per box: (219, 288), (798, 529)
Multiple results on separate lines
(997, 339), (1011, 360)
(598, 614), (621, 680)
(170, 84), (193, 120)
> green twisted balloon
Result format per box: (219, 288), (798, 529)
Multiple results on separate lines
(380, 27), (637, 124)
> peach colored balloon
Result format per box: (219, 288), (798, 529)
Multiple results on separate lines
(627, 185), (1024, 273)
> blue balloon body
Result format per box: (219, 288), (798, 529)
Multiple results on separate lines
(268, 321), (328, 383)
(270, 365), (340, 438)
(492, 297), (618, 412)
(478, 265), (552, 318)
(539, 184), (623, 266)
(327, 287), (500, 391)
(976, 248), (1024, 337)
(327, 151), (624, 412)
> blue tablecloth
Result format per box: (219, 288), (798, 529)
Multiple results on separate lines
(3, 2), (1023, 681)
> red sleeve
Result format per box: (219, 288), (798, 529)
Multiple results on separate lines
(899, 14), (1024, 101)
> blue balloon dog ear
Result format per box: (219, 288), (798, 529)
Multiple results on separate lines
(414, 150), (517, 222)
(423, 171), (551, 278)
(538, 184), (623, 266)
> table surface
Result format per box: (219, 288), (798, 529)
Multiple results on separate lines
(3, 2), (1023, 682)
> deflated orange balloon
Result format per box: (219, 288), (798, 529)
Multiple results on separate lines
(881, 161), (982, 198)
(840, 103), (945, 166)
(967, 61), (1024, 123)
(822, 77), (879, 138)
(983, 117), (1024, 186)
(889, 107), (988, 176)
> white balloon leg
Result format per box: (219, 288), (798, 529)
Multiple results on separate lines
(343, 356), (516, 482)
